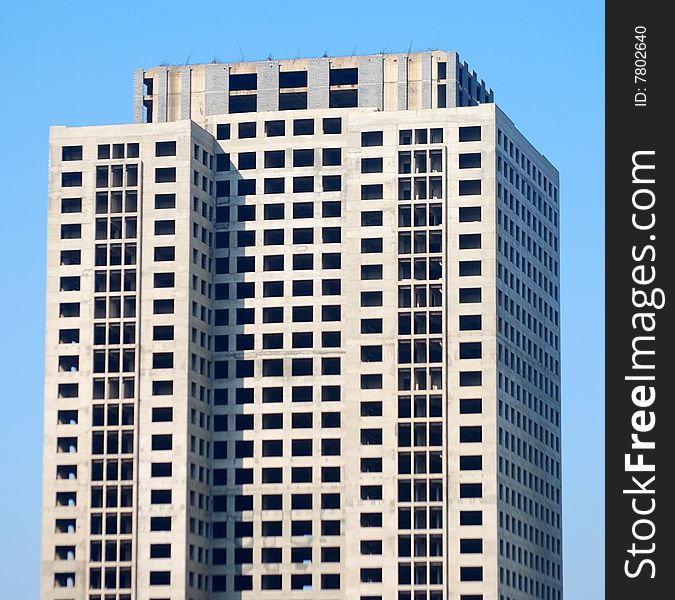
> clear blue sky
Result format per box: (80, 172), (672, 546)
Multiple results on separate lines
(0, 1), (604, 598)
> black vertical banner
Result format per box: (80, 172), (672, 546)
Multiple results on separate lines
(606, 4), (672, 598)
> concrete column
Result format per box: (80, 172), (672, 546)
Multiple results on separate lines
(307, 58), (329, 109)
(154, 67), (168, 123)
(358, 55), (383, 110)
(256, 61), (279, 112)
(180, 67), (191, 119)
(397, 56), (407, 110)
(133, 69), (144, 123)
(205, 65), (228, 116)
(420, 51), (432, 109)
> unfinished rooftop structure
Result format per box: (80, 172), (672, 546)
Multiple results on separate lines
(134, 51), (494, 126)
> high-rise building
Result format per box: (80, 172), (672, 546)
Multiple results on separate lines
(42, 50), (561, 600)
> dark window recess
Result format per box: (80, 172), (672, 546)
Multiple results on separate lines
(430, 128), (443, 143)
(155, 168), (176, 183)
(238, 122), (256, 138)
(459, 179), (482, 195)
(229, 73), (257, 91)
(361, 238), (382, 253)
(262, 211), (284, 229)
(459, 126), (482, 142)
(293, 227), (314, 245)
(361, 318), (383, 334)
(293, 119), (314, 135)
(460, 371), (482, 387)
(459, 315), (482, 330)
(323, 175), (341, 192)
(460, 567), (483, 582)
(264, 178), (285, 194)
(293, 177), (313, 193)
(323, 117), (342, 134)
(361, 157), (383, 174)
(265, 150), (285, 168)
(216, 124), (231, 140)
(459, 261), (482, 277)
(459, 152), (481, 169)
(459, 342), (482, 359)
(460, 510), (483, 525)
(62, 146), (82, 161)
(154, 220), (175, 235)
(329, 67), (358, 85)
(238, 180), (256, 196)
(291, 204), (312, 221)
(230, 95), (257, 114)
(399, 129), (413, 145)
(154, 194), (175, 209)
(361, 131), (383, 147)
(61, 172), (82, 187)
(459, 288), (482, 303)
(154, 246), (175, 261)
(265, 120), (285, 137)
(61, 198), (82, 213)
(460, 456), (483, 471)
(361, 210), (382, 226)
(293, 149), (314, 167)
(322, 201), (341, 217)
(329, 89), (358, 108)
(279, 70), (308, 88)
(322, 148), (341, 166)
(215, 206), (230, 223)
(155, 141), (176, 157)
(322, 227), (341, 243)
(238, 151), (256, 170)
(279, 91), (307, 110)
(459, 206), (481, 222)
(216, 154), (230, 173)
(460, 398), (482, 414)
(361, 184), (383, 200)
(216, 181), (230, 198)
(459, 234), (481, 249)
(60, 224), (81, 239)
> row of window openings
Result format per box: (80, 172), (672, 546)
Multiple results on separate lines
(498, 231), (558, 301)
(59, 123), (475, 184)
(58, 217), (137, 241)
(498, 129), (557, 201)
(499, 184), (558, 245)
(499, 460), (561, 526)
(227, 88), (359, 112)
(398, 177), (442, 201)
(500, 509), (562, 558)
(215, 174), (342, 197)
(219, 147), (343, 171)
(500, 399), (560, 447)
(398, 150), (480, 175)
(498, 289), (559, 353)
(499, 233), (558, 283)
(215, 200), (365, 225)
(61, 296), (436, 326)
(95, 165), (139, 189)
(499, 434), (560, 500)
(500, 326), (559, 377)
(217, 117), (343, 140)
(60, 143), (139, 162)
(500, 538), (561, 578)
(58, 191), (138, 216)
(501, 383), (560, 458)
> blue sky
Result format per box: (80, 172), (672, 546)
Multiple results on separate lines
(0, 1), (604, 598)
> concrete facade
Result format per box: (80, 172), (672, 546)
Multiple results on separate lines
(42, 53), (560, 600)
